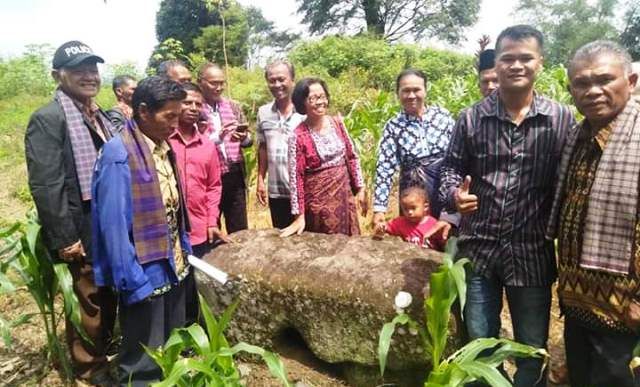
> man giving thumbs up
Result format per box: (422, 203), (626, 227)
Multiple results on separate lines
(438, 25), (575, 387)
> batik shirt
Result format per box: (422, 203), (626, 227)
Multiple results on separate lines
(373, 106), (454, 213)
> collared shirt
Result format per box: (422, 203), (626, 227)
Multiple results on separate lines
(440, 92), (575, 286)
(257, 101), (305, 198)
(556, 123), (640, 333)
(373, 106), (455, 212)
(142, 133), (184, 274)
(168, 126), (222, 246)
(74, 99), (107, 142)
(91, 135), (192, 305)
(202, 99), (252, 174)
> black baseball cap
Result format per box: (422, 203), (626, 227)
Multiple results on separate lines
(52, 40), (104, 70)
(478, 49), (496, 72)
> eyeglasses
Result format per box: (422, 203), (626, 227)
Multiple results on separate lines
(307, 94), (328, 104)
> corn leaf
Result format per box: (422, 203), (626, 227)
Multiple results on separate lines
(53, 263), (91, 344)
(219, 342), (292, 387)
(457, 360), (512, 387)
(377, 312), (410, 377)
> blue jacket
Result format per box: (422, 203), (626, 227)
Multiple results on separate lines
(91, 135), (192, 305)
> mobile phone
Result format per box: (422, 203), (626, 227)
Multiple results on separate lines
(236, 123), (249, 133)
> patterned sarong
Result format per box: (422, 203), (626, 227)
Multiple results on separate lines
(303, 164), (360, 236)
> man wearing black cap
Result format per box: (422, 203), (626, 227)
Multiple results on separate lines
(25, 40), (118, 384)
(478, 49), (498, 97)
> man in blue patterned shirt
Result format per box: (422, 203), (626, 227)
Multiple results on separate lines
(440, 25), (575, 386)
(372, 69), (456, 234)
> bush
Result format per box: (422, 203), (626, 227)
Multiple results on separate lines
(0, 44), (55, 100)
(289, 35), (475, 90)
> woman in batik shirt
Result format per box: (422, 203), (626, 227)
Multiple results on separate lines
(280, 77), (367, 237)
(372, 69), (456, 232)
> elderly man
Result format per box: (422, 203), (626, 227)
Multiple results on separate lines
(256, 60), (304, 228)
(92, 76), (193, 386)
(25, 40), (118, 384)
(107, 74), (137, 130)
(198, 62), (252, 233)
(547, 41), (640, 387)
(439, 25), (575, 386)
(157, 59), (192, 84)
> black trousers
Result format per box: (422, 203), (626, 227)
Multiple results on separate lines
(220, 164), (248, 233)
(565, 315), (640, 387)
(117, 274), (192, 386)
(268, 197), (294, 229)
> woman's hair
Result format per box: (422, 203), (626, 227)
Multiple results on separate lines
(395, 68), (427, 93)
(291, 77), (330, 115)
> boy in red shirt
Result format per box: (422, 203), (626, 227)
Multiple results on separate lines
(374, 187), (446, 251)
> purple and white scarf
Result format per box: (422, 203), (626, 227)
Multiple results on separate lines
(56, 89), (114, 200)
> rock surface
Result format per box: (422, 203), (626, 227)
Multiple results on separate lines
(196, 229), (461, 385)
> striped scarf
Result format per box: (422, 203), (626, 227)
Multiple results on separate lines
(56, 89), (114, 200)
(548, 99), (640, 275)
(120, 121), (172, 265)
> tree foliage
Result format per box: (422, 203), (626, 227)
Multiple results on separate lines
(153, 0), (299, 70)
(516, 0), (620, 65)
(156, 0), (220, 54)
(621, 5), (640, 60)
(295, 0), (481, 43)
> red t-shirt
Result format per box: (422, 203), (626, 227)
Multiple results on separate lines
(386, 215), (445, 251)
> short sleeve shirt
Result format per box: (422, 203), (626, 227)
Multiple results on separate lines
(257, 101), (305, 198)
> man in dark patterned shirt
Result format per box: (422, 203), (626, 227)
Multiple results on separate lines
(548, 41), (640, 387)
(440, 25), (575, 386)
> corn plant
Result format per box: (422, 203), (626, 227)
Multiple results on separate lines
(378, 238), (548, 386)
(145, 294), (292, 387)
(344, 90), (400, 188)
(0, 211), (88, 381)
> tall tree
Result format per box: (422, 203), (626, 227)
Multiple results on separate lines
(621, 5), (640, 60)
(295, 0), (481, 43)
(156, 0), (220, 53)
(516, 0), (619, 65)
(153, 0), (299, 69)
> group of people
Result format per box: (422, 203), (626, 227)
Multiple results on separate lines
(23, 22), (640, 387)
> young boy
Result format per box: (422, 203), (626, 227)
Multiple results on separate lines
(374, 186), (446, 251)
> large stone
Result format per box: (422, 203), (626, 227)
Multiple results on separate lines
(196, 229), (462, 385)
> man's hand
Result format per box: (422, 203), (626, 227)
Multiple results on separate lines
(58, 240), (85, 263)
(231, 128), (248, 142)
(280, 215), (305, 237)
(208, 227), (233, 244)
(625, 301), (640, 331)
(256, 178), (268, 206)
(455, 175), (478, 214)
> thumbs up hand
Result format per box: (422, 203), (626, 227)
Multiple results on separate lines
(454, 175), (479, 214)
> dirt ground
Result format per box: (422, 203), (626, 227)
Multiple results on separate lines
(0, 195), (569, 387)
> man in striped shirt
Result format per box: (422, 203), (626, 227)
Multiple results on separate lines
(440, 25), (575, 386)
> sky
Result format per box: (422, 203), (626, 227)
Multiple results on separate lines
(0, 0), (520, 69)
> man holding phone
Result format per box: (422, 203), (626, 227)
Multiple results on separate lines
(198, 62), (252, 233)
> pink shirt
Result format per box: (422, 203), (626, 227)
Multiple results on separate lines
(386, 215), (445, 251)
(168, 126), (222, 245)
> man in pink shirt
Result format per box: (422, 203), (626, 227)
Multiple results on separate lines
(168, 82), (230, 258)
